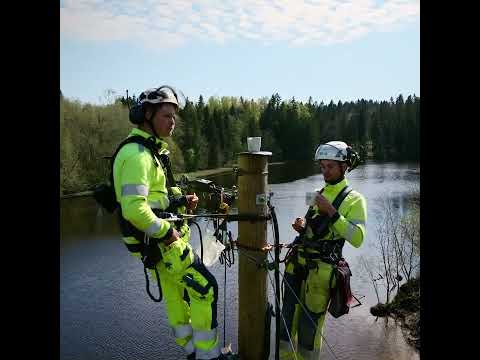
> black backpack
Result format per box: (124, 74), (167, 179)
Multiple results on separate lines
(93, 135), (174, 212)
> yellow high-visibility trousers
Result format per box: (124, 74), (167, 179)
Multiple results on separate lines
(279, 258), (334, 360)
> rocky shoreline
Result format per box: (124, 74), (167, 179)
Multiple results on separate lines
(370, 278), (420, 350)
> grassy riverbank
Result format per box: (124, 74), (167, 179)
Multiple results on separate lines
(176, 167), (234, 180)
(370, 278), (420, 350)
(176, 161), (286, 180)
(60, 166), (236, 199)
(60, 161), (288, 199)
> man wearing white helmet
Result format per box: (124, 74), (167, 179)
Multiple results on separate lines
(111, 86), (227, 359)
(278, 141), (367, 360)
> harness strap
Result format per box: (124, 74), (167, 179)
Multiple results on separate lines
(296, 185), (353, 265)
(109, 135), (162, 187)
(332, 185), (352, 209)
(300, 246), (343, 265)
(109, 135), (179, 303)
(158, 153), (176, 189)
(310, 185), (352, 237)
(144, 264), (163, 302)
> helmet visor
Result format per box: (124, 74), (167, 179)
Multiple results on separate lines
(157, 85), (186, 110)
(314, 144), (346, 161)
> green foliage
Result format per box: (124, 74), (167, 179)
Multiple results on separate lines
(60, 92), (420, 194)
(60, 98), (132, 193)
(60, 97), (184, 194)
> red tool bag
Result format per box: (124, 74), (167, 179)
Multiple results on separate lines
(328, 258), (354, 318)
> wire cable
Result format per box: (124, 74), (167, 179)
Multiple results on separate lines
(269, 251), (340, 360)
(189, 220), (203, 263)
(265, 265), (299, 360)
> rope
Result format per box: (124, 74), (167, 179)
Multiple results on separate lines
(268, 204), (281, 360)
(190, 220), (203, 263)
(183, 204), (338, 359)
(266, 265), (299, 360)
(189, 217), (230, 349)
(228, 231), (235, 265)
(270, 251), (340, 360)
(234, 241), (272, 253)
(237, 249), (266, 268)
(224, 257), (227, 347)
(218, 222), (229, 347)
(143, 265), (163, 302)
(219, 229), (235, 267)
(142, 233), (163, 302)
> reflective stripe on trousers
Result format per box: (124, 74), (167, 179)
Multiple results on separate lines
(193, 328), (217, 343)
(193, 327), (220, 359)
(173, 324), (193, 339)
(195, 343), (221, 360)
(183, 339), (195, 355)
(172, 324), (194, 354)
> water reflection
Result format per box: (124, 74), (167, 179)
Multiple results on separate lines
(60, 161), (420, 360)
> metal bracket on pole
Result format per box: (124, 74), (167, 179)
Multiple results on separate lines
(256, 194), (267, 206)
(256, 192), (274, 206)
(235, 168), (269, 177)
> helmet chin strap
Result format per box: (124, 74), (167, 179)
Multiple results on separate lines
(326, 162), (347, 184)
(145, 106), (160, 140)
(326, 176), (345, 185)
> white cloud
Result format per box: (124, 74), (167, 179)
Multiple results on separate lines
(60, 0), (419, 48)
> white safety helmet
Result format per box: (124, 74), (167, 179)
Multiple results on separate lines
(138, 85), (185, 110)
(314, 141), (360, 172)
(129, 85), (186, 127)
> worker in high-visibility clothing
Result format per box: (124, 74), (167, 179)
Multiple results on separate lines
(278, 141), (367, 360)
(112, 85), (227, 360)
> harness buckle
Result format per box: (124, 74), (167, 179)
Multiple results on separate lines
(329, 252), (339, 265)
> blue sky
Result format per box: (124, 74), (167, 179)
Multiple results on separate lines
(60, 0), (419, 105)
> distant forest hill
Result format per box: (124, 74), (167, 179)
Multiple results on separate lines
(60, 92), (420, 195)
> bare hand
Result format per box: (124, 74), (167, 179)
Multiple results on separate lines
(186, 193), (199, 211)
(164, 227), (180, 246)
(314, 194), (336, 216)
(292, 217), (305, 233)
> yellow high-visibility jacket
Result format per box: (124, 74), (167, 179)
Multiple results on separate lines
(113, 128), (173, 240)
(304, 177), (367, 249)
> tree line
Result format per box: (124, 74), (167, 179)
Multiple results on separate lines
(60, 92), (419, 194)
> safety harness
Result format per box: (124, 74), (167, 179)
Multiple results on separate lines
(101, 135), (181, 302)
(284, 185), (358, 324)
(296, 185), (352, 265)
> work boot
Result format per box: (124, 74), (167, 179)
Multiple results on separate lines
(223, 343), (239, 359)
(222, 354), (239, 360)
(209, 352), (239, 360)
(186, 352), (196, 360)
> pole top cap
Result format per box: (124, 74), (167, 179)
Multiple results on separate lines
(238, 151), (272, 156)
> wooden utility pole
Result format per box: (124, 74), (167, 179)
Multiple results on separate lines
(237, 151), (272, 360)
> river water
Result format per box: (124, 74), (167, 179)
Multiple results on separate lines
(60, 161), (420, 360)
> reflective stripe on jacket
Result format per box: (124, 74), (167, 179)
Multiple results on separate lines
(113, 128), (172, 239)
